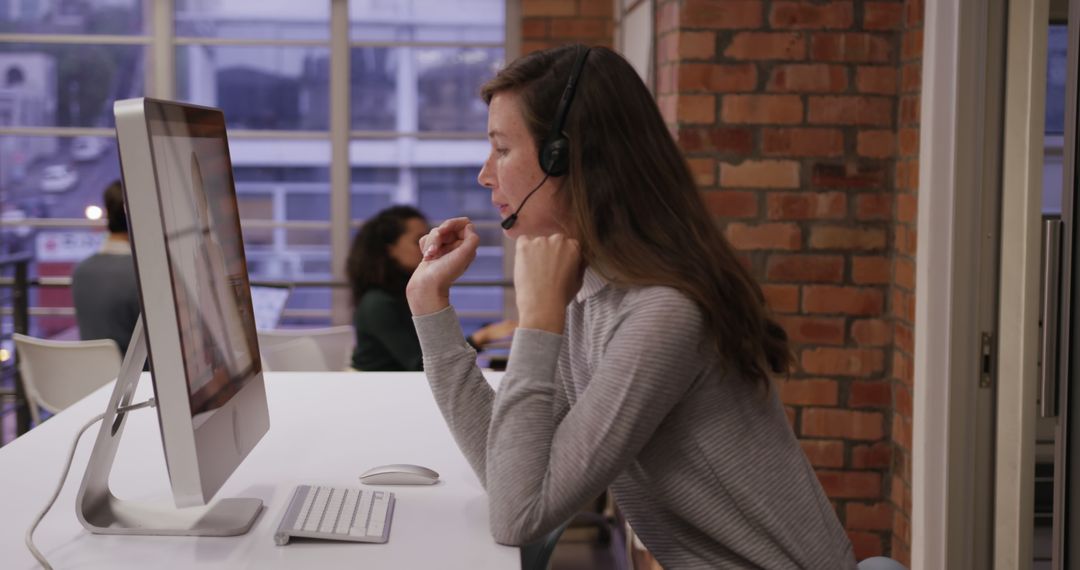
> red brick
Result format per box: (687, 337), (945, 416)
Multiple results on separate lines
(679, 63), (757, 92)
(521, 40), (556, 54)
(679, 31), (716, 59)
(893, 352), (913, 388)
(900, 94), (920, 124)
(522, 0), (577, 17)
(855, 66), (897, 94)
(899, 127), (919, 155)
(548, 17), (611, 39)
(851, 319), (892, 347)
(776, 315), (846, 344)
(856, 194), (893, 220)
(657, 32), (679, 67)
(578, 0), (612, 17)
(656, 0), (679, 33)
(769, 1), (854, 29)
(722, 95), (803, 124)
(701, 190), (758, 218)
(847, 502), (893, 531)
(852, 441), (893, 469)
(763, 128), (844, 157)
(725, 32), (807, 60)
(686, 157), (716, 186)
(895, 383), (913, 418)
(892, 413), (913, 449)
(763, 284), (800, 312)
(896, 193), (917, 223)
(810, 226), (887, 251)
(720, 160), (801, 188)
(767, 63), (847, 92)
(864, 2), (904, 30)
(902, 28), (924, 60)
(848, 530), (884, 560)
(808, 96), (893, 126)
(522, 18), (549, 39)
(849, 380), (892, 408)
(802, 346), (885, 376)
(678, 127), (754, 155)
(906, 0), (925, 26)
(779, 378), (840, 406)
(677, 94), (716, 124)
(767, 254), (844, 283)
(894, 257), (916, 289)
(852, 256), (891, 284)
(811, 33), (893, 63)
(658, 93), (677, 123)
(804, 286), (884, 315)
(725, 222), (802, 250)
(682, 0), (763, 29)
(817, 470), (882, 499)
(902, 63), (922, 93)
(800, 439), (845, 467)
(657, 63), (677, 94)
(857, 130), (896, 158)
(802, 408), (884, 439)
(812, 162), (888, 189)
(894, 322), (914, 354)
(767, 191), (847, 220)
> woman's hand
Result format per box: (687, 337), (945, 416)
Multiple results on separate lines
(514, 234), (583, 334)
(406, 217), (479, 316)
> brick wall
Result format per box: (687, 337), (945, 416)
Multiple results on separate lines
(655, 0), (915, 562)
(888, 0), (922, 564)
(520, 0), (615, 54)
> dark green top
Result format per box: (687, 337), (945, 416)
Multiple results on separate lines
(350, 288), (423, 371)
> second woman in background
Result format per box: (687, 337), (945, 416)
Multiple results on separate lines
(346, 205), (515, 371)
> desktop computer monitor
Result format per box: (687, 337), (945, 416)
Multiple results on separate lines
(113, 98), (269, 508)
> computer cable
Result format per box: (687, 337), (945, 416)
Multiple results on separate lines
(25, 398), (156, 570)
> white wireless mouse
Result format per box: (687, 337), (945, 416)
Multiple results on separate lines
(360, 463), (440, 485)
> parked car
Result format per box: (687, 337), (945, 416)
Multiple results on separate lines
(40, 164), (78, 193)
(71, 137), (107, 162)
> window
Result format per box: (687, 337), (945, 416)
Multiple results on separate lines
(0, 0), (508, 342)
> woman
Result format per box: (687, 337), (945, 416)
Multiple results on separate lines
(347, 206), (515, 371)
(405, 45), (859, 568)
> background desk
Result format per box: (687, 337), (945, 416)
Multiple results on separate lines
(0, 372), (519, 569)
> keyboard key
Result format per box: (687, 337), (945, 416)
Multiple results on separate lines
(335, 489), (360, 535)
(351, 491), (374, 535)
(302, 487), (329, 532)
(368, 492), (389, 537)
(319, 488), (345, 533)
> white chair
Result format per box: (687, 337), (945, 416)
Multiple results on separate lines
(257, 325), (354, 372)
(11, 334), (123, 425)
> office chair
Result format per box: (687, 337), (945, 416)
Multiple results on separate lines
(11, 334), (123, 425)
(257, 325), (354, 372)
(520, 520), (571, 570)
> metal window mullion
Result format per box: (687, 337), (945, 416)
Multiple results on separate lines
(0, 127), (116, 137)
(174, 37), (330, 47)
(330, 0), (351, 325)
(151, 0), (175, 99)
(347, 40), (503, 49)
(0, 33), (151, 45)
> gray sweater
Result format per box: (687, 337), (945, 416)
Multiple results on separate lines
(414, 269), (856, 569)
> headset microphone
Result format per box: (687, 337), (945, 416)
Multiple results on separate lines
(500, 174), (549, 230)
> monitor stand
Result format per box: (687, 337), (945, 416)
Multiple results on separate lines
(75, 316), (263, 536)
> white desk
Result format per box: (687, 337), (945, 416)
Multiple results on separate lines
(0, 372), (518, 569)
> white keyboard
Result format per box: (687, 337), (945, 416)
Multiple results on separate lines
(274, 485), (395, 545)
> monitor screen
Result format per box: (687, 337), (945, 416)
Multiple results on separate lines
(146, 111), (261, 416)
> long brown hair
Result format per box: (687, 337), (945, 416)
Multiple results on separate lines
(481, 45), (791, 388)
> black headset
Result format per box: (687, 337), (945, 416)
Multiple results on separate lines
(501, 46), (591, 231)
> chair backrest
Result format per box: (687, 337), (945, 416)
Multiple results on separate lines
(12, 334), (123, 425)
(257, 325), (354, 372)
